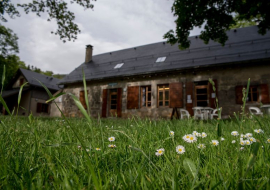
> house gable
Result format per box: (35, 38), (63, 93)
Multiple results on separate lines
(12, 74), (29, 88)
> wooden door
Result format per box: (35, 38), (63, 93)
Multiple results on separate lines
(195, 85), (209, 107)
(109, 89), (118, 117)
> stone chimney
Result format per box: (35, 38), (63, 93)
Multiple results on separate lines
(85, 44), (93, 63)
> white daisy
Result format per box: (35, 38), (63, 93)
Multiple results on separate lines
(197, 144), (206, 149)
(254, 129), (264, 134)
(95, 148), (101, 151)
(240, 140), (246, 146)
(192, 131), (198, 136)
(156, 148), (165, 156)
(266, 139), (270, 143)
(186, 135), (197, 143)
(240, 147), (245, 151)
(108, 144), (116, 148)
(232, 140), (236, 143)
(240, 134), (246, 138)
(231, 131), (239, 136)
(195, 132), (202, 137)
(182, 134), (191, 141)
(202, 132), (207, 138)
(249, 137), (256, 143)
(176, 145), (185, 154)
(169, 131), (175, 136)
(108, 137), (115, 142)
(245, 140), (251, 145)
(245, 133), (253, 137)
(221, 137), (225, 141)
(211, 140), (219, 146)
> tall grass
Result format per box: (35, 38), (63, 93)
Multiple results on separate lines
(0, 116), (269, 189)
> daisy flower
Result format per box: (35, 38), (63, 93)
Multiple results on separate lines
(95, 148), (101, 151)
(176, 145), (185, 154)
(156, 148), (165, 156)
(202, 132), (207, 138)
(197, 144), (206, 149)
(182, 134), (191, 141)
(86, 149), (90, 152)
(108, 144), (116, 148)
(240, 147), (245, 151)
(232, 140), (236, 143)
(221, 137), (225, 141)
(240, 134), (246, 138)
(211, 140), (219, 146)
(245, 140), (251, 145)
(169, 131), (175, 136)
(254, 129), (264, 134)
(245, 133), (253, 137)
(195, 132), (202, 137)
(108, 137), (115, 142)
(77, 145), (82, 149)
(231, 131), (239, 136)
(192, 131), (198, 136)
(186, 135), (197, 143)
(249, 137), (256, 143)
(266, 139), (270, 143)
(240, 140), (246, 146)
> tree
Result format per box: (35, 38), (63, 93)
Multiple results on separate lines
(164, 0), (270, 49)
(0, 24), (19, 58)
(0, 55), (26, 90)
(0, 0), (96, 43)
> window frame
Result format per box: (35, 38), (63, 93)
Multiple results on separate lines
(157, 84), (170, 107)
(140, 86), (151, 108)
(247, 86), (258, 103)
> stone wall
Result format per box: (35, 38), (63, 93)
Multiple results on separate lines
(60, 62), (270, 119)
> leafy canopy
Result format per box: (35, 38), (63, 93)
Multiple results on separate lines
(164, 0), (270, 49)
(0, 0), (96, 43)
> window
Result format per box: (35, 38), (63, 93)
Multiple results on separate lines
(36, 103), (49, 113)
(20, 78), (24, 86)
(114, 63), (124, 69)
(141, 86), (151, 107)
(156, 57), (166, 63)
(247, 86), (258, 102)
(158, 84), (169, 107)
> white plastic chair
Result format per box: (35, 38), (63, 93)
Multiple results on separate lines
(179, 109), (190, 119)
(192, 107), (204, 120)
(249, 107), (263, 116)
(210, 108), (222, 119)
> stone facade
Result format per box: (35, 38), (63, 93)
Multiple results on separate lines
(60, 61), (270, 119)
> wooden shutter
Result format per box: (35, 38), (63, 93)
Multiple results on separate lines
(117, 88), (122, 117)
(79, 91), (87, 109)
(36, 103), (42, 113)
(208, 79), (218, 108)
(127, 86), (139, 109)
(260, 84), (269, 103)
(169, 82), (183, 108)
(235, 85), (244, 104)
(101, 89), (108, 118)
(186, 82), (194, 116)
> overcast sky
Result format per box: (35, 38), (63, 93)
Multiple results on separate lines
(3, 0), (201, 74)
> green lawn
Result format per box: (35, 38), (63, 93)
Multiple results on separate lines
(0, 116), (269, 189)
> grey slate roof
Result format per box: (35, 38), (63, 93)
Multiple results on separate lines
(20, 68), (60, 91)
(59, 26), (270, 85)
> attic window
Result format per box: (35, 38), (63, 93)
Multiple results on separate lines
(114, 63), (124, 69)
(156, 57), (166, 63)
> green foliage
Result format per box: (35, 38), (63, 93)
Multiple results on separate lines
(0, 55), (26, 90)
(0, 117), (269, 189)
(0, 0), (96, 43)
(165, 0), (270, 49)
(0, 24), (19, 58)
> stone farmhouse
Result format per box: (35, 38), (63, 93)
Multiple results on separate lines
(2, 68), (60, 116)
(57, 26), (270, 119)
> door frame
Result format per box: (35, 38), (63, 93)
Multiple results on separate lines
(194, 85), (209, 107)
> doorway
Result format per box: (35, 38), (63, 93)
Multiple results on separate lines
(195, 85), (209, 107)
(109, 89), (118, 117)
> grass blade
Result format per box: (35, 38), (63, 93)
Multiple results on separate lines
(1, 65), (5, 95)
(82, 69), (90, 116)
(183, 158), (197, 179)
(0, 95), (11, 115)
(18, 82), (28, 106)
